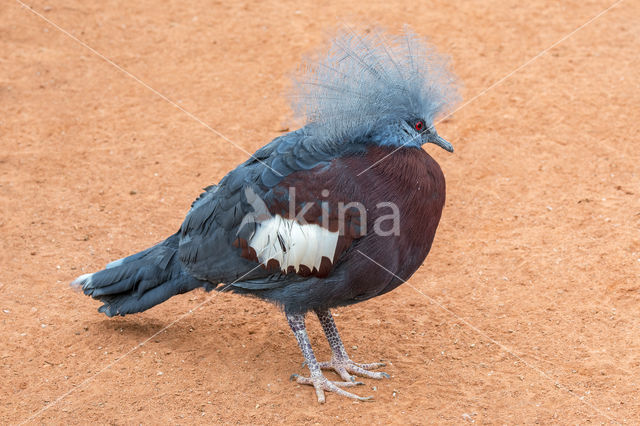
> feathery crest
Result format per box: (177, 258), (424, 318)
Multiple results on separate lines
(290, 27), (460, 144)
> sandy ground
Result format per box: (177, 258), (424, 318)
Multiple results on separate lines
(1, 0), (639, 423)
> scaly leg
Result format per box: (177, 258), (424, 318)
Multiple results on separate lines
(286, 313), (371, 403)
(315, 308), (389, 381)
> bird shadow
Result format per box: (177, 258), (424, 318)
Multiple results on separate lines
(90, 316), (193, 341)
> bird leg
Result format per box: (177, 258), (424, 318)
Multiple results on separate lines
(286, 313), (370, 403)
(315, 308), (389, 381)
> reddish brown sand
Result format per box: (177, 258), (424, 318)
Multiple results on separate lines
(2, 0), (639, 423)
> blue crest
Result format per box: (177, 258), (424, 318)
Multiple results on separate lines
(290, 27), (461, 145)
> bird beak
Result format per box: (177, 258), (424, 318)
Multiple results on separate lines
(429, 134), (454, 153)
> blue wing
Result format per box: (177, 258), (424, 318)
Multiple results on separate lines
(177, 127), (355, 284)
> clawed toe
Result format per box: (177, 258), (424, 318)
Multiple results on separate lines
(355, 361), (386, 369)
(291, 374), (363, 387)
(319, 358), (390, 380)
(347, 364), (389, 379)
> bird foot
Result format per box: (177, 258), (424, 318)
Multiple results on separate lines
(318, 358), (389, 382)
(290, 373), (371, 403)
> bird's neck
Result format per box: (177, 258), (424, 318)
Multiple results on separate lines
(362, 146), (442, 186)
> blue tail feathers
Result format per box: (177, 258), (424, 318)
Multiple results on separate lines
(71, 233), (213, 316)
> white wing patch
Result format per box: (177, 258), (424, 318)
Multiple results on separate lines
(248, 214), (338, 274)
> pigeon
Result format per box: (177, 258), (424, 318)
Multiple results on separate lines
(72, 27), (460, 403)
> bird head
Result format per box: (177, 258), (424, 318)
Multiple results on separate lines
(291, 27), (460, 152)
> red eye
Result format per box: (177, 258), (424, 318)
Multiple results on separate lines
(414, 120), (424, 131)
